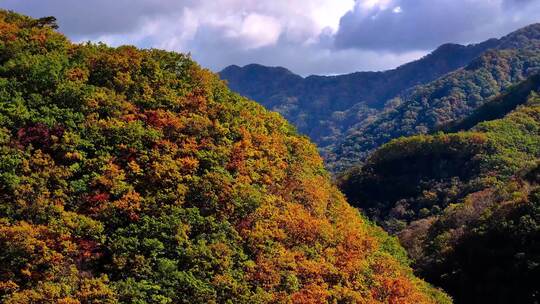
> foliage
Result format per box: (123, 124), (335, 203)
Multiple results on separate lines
(220, 24), (540, 173)
(339, 82), (540, 303)
(330, 26), (540, 171)
(443, 74), (540, 132)
(220, 40), (499, 149)
(0, 10), (449, 303)
(416, 174), (540, 304)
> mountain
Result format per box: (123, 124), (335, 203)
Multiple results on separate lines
(338, 75), (540, 303)
(220, 24), (540, 172)
(220, 39), (498, 147)
(330, 24), (540, 171)
(0, 11), (450, 303)
(222, 22), (540, 303)
(444, 74), (540, 132)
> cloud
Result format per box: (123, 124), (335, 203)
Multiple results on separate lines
(0, 0), (196, 36)
(0, 0), (360, 75)
(1, 0), (539, 75)
(187, 34), (425, 76)
(205, 13), (282, 50)
(334, 0), (540, 51)
(1, 0), (351, 47)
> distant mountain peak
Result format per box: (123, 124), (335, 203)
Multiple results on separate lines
(511, 22), (540, 33)
(498, 22), (540, 49)
(220, 23), (540, 172)
(221, 63), (300, 77)
(432, 43), (467, 52)
(219, 33), (501, 147)
(220, 64), (241, 71)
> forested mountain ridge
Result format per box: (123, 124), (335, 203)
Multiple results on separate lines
(220, 24), (540, 172)
(0, 10), (450, 303)
(329, 23), (540, 171)
(220, 38), (499, 147)
(444, 73), (540, 132)
(338, 75), (540, 303)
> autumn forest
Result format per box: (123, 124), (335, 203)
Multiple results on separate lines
(0, 8), (539, 304)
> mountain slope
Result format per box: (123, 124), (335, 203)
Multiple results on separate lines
(330, 24), (540, 171)
(0, 11), (450, 304)
(444, 73), (540, 132)
(220, 39), (498, 147)
(221, 24), (540, 173)
(338, 76), (540, 303)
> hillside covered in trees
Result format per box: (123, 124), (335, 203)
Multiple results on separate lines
(220, 39), (498, 149)
(331, 25), (540, 170)
(221, 24), (540, 172)
(339, 76), (540, 303)
(0, 10), (451, 304)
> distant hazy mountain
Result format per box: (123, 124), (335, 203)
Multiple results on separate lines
(220, 24), (540, 172)
(330, 23), (540, 171)
(220, 39), (499, 146)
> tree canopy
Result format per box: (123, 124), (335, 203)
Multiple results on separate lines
(339, 78), (540, 303)
(0, 10), (449, 304)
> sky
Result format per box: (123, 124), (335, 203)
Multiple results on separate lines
(2, 0), (540, 76)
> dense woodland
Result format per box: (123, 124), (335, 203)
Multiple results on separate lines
(339, 77), (540, 303)
(2, 7), (540, 304)
(331, 38), (540, 171)
(220, 41), (498, 148)
(222, 20), (540, 304)
(0, 10), (452, 304)
(221, 24), (540, 172)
